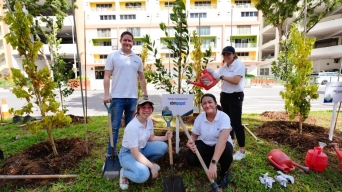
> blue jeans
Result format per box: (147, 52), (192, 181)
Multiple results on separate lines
(118, 142), (168, 183)
(107, 98), (137, 155)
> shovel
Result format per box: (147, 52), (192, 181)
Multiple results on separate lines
(162, 108), (185, 192)
(242, 124), (263, 143)
(177, 115), (220, 192)
(102, 103), (120, 180)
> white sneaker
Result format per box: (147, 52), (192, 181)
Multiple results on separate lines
(153, 163), (160, 171)
(233, 150), (246, 161)
(119, 168), (129, 190)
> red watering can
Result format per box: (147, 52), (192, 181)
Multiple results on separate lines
(188, 69), (217, 90)
(305, 142), (328, 172)
(329, 143), (342, 172)
(268, 149), (309, 173)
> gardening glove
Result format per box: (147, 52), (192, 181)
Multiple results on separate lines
(207, 68), (220, 80)
(277, 171), (294, 184)
(259, 173), (275, 189)
(274, 175), (288, 187)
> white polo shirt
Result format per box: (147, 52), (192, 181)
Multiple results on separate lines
(105, 49), (143, 98)
(121, 116), (154, 149)
(219, 59), (245, 93)
(191, 110), (233, 146)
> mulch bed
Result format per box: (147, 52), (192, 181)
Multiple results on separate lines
(0, 138), (90, 190)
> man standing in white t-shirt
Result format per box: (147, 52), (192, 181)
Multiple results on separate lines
(103, 31), (148, 156)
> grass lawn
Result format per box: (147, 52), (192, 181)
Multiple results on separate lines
(0, 110), (341, 191)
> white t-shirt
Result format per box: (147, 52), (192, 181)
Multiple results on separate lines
(105, 49), (143, 98)
(219, 59), (245, 93)
(121, 117), (154, 149)
(191, 110), (233, 146)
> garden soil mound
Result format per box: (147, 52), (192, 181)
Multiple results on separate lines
(0, 138), (89, 190)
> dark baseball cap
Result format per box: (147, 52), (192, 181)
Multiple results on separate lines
(221, 46), (235, 54)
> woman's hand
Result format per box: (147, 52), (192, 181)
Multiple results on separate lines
(150, 166), (159, 179)
(207, 163), (217, 180)
(186, 140), (197, 153)
(164, 130), (173, 140)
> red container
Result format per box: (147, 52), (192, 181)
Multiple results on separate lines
(305, 147), (328, 172)
(190, 69), (217, 90)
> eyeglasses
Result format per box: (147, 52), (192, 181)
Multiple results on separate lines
(141, 106), (153, 111)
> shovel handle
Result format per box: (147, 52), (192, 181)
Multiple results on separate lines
(104, 102), (115, 150)
(243, 124), (263, 143)
(177, 115), (216, 185)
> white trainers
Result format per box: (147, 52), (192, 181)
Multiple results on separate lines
(119, 168), (129, 190)
(153, 163), (160, 171)
(233, 150), (246, 161)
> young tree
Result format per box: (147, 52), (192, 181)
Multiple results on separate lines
(137, 43), (152, 98)
(280, 25), (319, 133)
(142, 0), (194, 94)
(190, 31), (212, 113)
(3, 1), (71, 156)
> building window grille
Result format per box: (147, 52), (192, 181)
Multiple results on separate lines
(97, 28), (111, 37)
(194, 1), (211, 6)
(241, 12), (258, 17)
(237, 25), (251, 34)
(120, 14), (136, 20)
(196, 26), (210, 36)
(127, 28), (141, 37)
(190, 13), (207, 18)
(100, 15), (116, 20)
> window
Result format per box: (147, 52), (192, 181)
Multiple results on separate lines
(97, 28), (111, 37)
(166, 53), (179, 58)
(260, 68), (269, 76)
(165, 2), (176, 7)
(95, 67), (105, 80)
(100, 15), (116, 20)
(202, 39), (214, 45)
(196, 26), (210, 36)
(134, 41), (142, 46)
(237, 25), (251, 34)
(241, 12), (258, 17)
(235, 1), (251, 5)
(190, 13), (207, 18)
(127, 28), (140, 37)
(96, 4), (112, 9)
(100, 55), (108, 59)
(125, 3), (141, 8)
(99, 41), (111, 46)
(237, 52), (249, 56)
(234, 39), (249, 48)
(167, 27), (176, 36)
(120, 15), (136, 20)
(194, 1), (211, 6)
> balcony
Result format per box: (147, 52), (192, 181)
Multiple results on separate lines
(260, 39), (276, 51)
(189, 4), (217, 9)
(310, 44), (342, 60)
(231, 4), (255, 8)
(120, 6), (146, 11)
(92, 46), (114, 53)
(239, 56), (256, 61)
(91, 7), (115, 12)
(232, 43), (257, 49)
(40, 44), (77, 57)
(93, 59), (107, 64)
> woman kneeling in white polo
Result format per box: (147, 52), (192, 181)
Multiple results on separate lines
(186, 93), (233, 189)
(118, 98), (173, 190)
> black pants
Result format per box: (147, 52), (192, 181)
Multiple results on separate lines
(220, 91), (245, 147)
(185, 140), (233, 174)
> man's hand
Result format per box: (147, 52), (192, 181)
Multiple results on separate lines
(103, 95), (111, 103)
(143, 95), (149, 100)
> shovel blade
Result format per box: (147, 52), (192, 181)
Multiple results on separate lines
(102, 155), (120, 180)
(163, 176), (185, 192)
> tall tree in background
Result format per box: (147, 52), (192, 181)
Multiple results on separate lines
(280, 25), (319, 133)
(255, 0), (342, 80)
(3, 1), (71, 156)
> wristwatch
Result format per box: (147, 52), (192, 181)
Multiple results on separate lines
(220, 75), (224, 80)
(211, 159), (218, 165)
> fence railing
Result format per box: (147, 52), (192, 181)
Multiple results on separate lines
(244, 76), (284, 86)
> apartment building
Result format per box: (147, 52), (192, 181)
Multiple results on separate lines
(259, 5), (342, 76)
(84, 0), (261, 90)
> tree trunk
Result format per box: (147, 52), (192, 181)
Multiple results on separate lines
(298, 115), (303, 134)
(47, 127), (58, 156)
(59, 88), (64, 110)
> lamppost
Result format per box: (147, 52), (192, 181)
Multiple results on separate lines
(67, 16), (77, 78)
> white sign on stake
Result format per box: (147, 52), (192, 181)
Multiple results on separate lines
(324, 82), (342, 140)
(162, 94), (194, 153)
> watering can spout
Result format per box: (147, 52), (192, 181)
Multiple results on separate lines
(330, 143), (342, 161)
(190, 81), (203, 87)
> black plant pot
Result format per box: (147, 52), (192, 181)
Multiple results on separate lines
(23, 115), (34, 123)
(13, 115), (22, 124)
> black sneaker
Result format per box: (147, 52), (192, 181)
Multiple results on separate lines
(219, 172), (230, 189)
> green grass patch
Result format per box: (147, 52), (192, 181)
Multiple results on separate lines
(0, 111), (341, 191)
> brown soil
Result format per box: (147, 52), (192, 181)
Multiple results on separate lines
(1, 111), (341, 190)
(0, 138), (90, 190)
